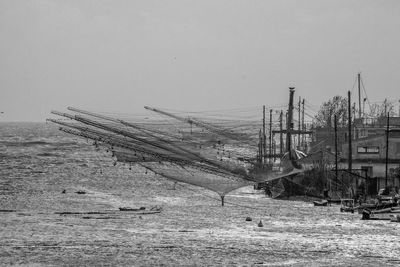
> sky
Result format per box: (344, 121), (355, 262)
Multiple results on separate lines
(0, 0), (399, 122)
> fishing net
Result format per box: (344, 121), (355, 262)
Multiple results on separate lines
(49, 106), (304, 203)
(140, 162), (252, 196)
(269, 179), (286, 199)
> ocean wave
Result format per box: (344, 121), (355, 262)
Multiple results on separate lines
(0, 140), (78, 147)
(36, 152), (58, 157)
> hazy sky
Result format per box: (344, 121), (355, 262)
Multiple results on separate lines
(1, 0), (399, 121)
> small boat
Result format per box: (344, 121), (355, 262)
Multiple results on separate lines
(362, 207), (400, 220)
(390, 214), (400, 222)
(119, 207), (146, 211)
(313, 200), (328, 206)
(340, 199), (355, 213)
(354, 196), (399, 214)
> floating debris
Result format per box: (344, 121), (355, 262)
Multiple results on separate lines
(0, 209), (16, 213)
(55, 211), (107, 215)
(150, 206), (163, 212)
(119, 207), (146, 211)
(82, 216), (117, 220)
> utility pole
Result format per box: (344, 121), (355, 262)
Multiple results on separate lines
(348, 91), (352, 172)
(398, 99), (400, 117)
(269, 109), (273, 164)
(279, 110), (283, 155)
(384, 98), (387, 116)
(260, 131), (262, 163)
(302, 99), (305, 150)
(358, 73), (362, 119)
(353, 103), (357, 139)
(385, 112), (389, 188)
(263, 105), (266, 164)
(363, 98), (367, 120)
(298, 96), (301, 149)
(287, 87), (295, 157)
(334, 114), (338, 192)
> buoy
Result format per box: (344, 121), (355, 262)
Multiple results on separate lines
(258, 220), (263, 227)
(245, 217), (252, 221)
(62, 189), (66, 194)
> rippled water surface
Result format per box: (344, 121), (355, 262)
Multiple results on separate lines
(1, 122), (399, 266)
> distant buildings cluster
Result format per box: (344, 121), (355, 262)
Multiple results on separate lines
(310, 115), (400, 195)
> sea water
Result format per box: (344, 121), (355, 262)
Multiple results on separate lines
(0, 122), (399, 266)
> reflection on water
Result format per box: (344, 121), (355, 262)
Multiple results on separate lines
(0, 123), (399, 266)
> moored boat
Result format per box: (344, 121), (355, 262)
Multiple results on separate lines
(313, 200), (328, 206)
(361, 207), (400, 220)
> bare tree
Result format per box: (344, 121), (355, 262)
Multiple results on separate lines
(367, 101), (395, 118)
(314, 96), (348, 127)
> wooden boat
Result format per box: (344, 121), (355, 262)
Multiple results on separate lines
(313, 200), (328, 206)
(355, 198), (398, 214)
(362, 207), (400, 220)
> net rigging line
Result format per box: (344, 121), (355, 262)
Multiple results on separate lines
(350, 74), (358, 97)
(59, 124), (250, 185)
(164, 104), (287, 114)
(54, 112), (251, 167)
(303, 100), (320, 110)
(144, 106), (257, 145)
(359, 75), (372, 114)
(174, 183), (268, 211)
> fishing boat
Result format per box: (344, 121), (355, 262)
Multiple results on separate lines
(361, 206), (400, 220)
(355, 195), (399, 214)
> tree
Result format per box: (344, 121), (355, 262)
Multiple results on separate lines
(314, 95), (348, 128)
(367, 101), (395, 118)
